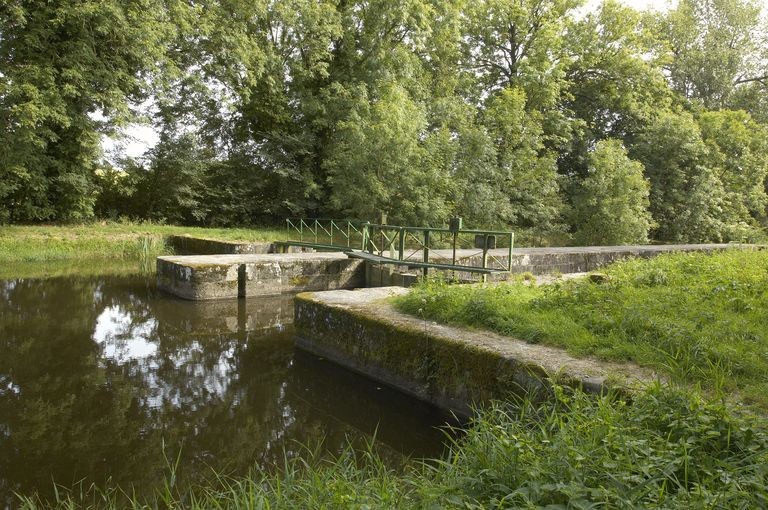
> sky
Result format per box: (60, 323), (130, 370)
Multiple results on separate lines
(619, 0), (674, 10)
(104, 0), (677, 162)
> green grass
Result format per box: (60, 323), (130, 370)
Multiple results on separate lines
(0, 222), (284, 264)
(396, 249), (768, 407)
(18, 385), (768, 509)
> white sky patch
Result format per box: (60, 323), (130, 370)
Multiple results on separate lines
(581, 0), (676, 14)
(620, 0), (676, 10)
(103, 124), (160, 162)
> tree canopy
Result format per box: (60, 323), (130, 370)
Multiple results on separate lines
(3, 0), (768, 245)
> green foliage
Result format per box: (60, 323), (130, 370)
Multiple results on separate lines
(127, 133), (211, 224)
(427, 385), (768, 508)
(325, 83), (452, 225)
(0, 0), (172, 222)
(2, 0), (768, 244)
(698, 109), (768, 233)
(656, 0), (768, 112)
(565, 0), (672, 139)
(630, 109), (768, 242)
(631, 110), (728, 242)
(573, 139), (653, 245)
(483, 88), (567, 242)
(396, 249), (768, 408)
(463, 0), (580, 112)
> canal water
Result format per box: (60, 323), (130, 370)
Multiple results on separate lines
(0, 266), (457, 506)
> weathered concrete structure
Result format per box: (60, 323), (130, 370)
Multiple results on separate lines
(364, 243), (739, 286)
(157, 243), (745, 298)
(157, 253), (364, 300)
(168, 235), (274, 255)
(504, 243), (737, 275)
(294, 287), (657, 416)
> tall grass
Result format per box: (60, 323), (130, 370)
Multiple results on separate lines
(0, 222), (283, 264)
(16, 385), (768, 509)
(396, 249), (768, 408)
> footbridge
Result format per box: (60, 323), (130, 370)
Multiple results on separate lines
(157, 218), (748, 300)
(273, 218), (515, 279)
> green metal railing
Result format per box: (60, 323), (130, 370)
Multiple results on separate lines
(361, 223), (514, 278)
(281, 218), (365, 251)
(277, 218), (514, 279)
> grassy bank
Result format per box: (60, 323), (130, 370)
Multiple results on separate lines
(18, 385), (768, 509)
(396, 249), (768, 407)
(0, 223), (283, 264)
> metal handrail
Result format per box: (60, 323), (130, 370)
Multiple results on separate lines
(282, 218), (514, 281)
(362, 222), (514, 279)
(285, 218), (365, 249)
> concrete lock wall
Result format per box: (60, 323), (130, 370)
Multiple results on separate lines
(157, 253), (364, 300)
(294, 288), (655, 416)
(363, 244), (738, 285)
(168, 235), (275, 255)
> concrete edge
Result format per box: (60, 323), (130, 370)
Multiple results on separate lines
(293, 287), (662, 416)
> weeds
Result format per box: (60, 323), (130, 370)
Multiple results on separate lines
(395, 250), (768, 408)
(16, 385), (768, 509)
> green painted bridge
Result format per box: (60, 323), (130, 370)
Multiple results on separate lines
(274, 218), (515, 278)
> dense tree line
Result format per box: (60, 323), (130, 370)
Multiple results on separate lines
(2, 0), (767, 244)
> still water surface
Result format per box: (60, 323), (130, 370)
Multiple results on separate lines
(0, 269), (456, 505)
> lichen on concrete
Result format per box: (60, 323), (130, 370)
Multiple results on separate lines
(157, 253), (364, 300)
(294, 287), (661, 416)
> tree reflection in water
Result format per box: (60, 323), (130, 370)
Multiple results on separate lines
(0, 273), (456, 505)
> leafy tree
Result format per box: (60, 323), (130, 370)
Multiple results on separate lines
(0, 0), (171, 222)
(561, 0), (671, 179)
(572, 139), (652, 245)
(324, 83), (452, 225)
(630, 110), (727, 242)
(462, 0), (580, 105)
(130, 133), (211, 225)
(656, 0), (767, 112)
(483, 88), (566, 243)
(698, 109), (768, 235)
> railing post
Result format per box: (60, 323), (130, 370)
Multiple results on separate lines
(299, 220), (304, 242)
(398, 227), (405, 261)
(423, 229), (430, 278)
(362, 223), (369, 252)
(482, 234), (489, 283)
(314, 219), (318, 244)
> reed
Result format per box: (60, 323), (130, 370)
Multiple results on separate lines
(16, 385), (768, 509)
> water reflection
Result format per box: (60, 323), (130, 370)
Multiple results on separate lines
(0, 274), (456, 506)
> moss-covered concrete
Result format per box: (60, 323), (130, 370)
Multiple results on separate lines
(157, 253), (364, 299)
(168, 235), (274, 255)
(294, 287), (659, 416)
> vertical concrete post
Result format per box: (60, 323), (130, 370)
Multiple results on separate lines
(237, 264), (246, 298)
